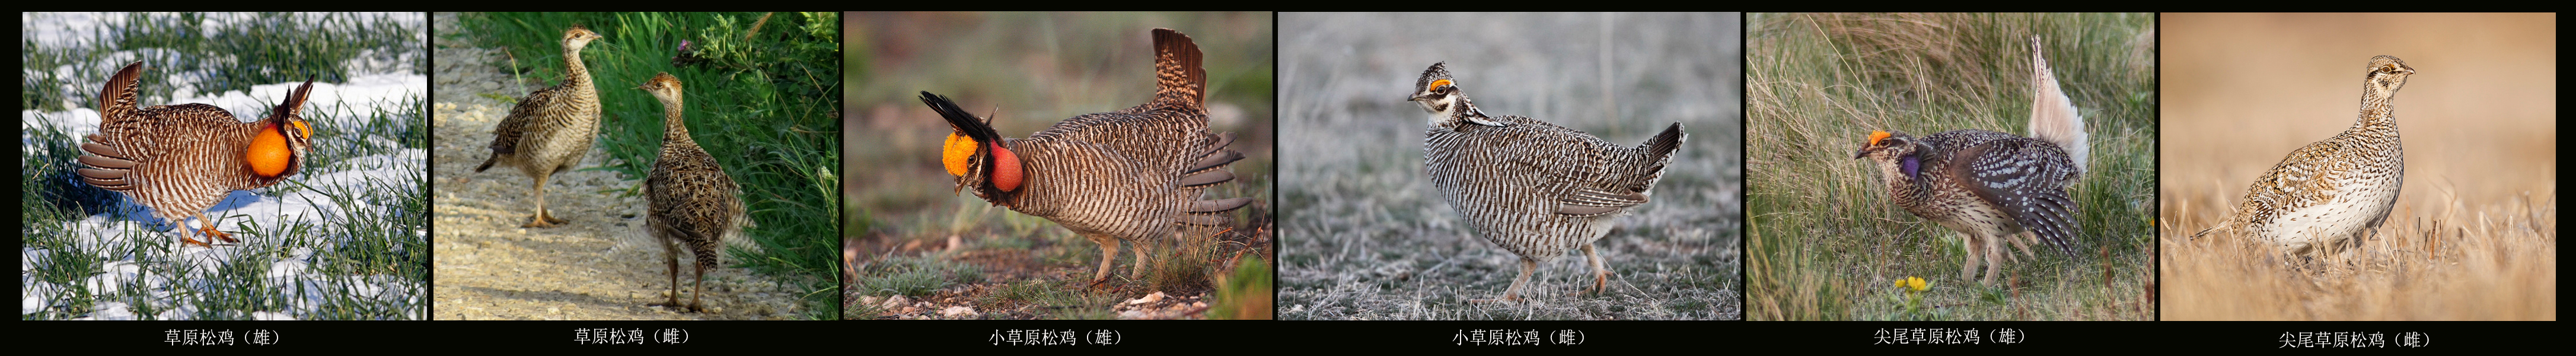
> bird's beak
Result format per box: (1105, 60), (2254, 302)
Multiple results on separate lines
(1853, 147), (1870, 160)
(1406, 94), (1421, 102)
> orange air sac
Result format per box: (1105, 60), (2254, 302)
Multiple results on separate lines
(247, 123), (295, 176)
(989, 141), (1022, 192)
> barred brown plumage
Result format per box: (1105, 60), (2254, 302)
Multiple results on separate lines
(922, 28), (1257, 288)
(76, 61), (317, 247)
(639, 73), (746, 313)
(1854, 129), (2081, 286)
(2192, 56), (2414, 260)
(474, 26), (604, 228)
(1410, 62), (1685, 303)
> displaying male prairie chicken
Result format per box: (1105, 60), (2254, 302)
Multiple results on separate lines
(639, 72), (745, 312)
(1850, 37), (2093, 287)
(474, 26), (604, 228)
(922, 28), (1256, 287)
(1853, 129), (2081, 286)
(1407, 62), (1686, 303)
(76, 61), (316, 247)
(2191, 56), (2414, 259)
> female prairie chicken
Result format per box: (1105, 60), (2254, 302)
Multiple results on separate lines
(2193, 56), (2415, 259)
(639, 73), (746, 313)
(76, 61), (316, 247)
(923, 28), (1257, 288)
(1408, 62), (1686, 303)
(474, 26), (604, 228)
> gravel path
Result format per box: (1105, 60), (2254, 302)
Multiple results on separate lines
(429, 12), (802, 320)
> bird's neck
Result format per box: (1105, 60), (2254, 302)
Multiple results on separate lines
(2352, 86), (2400, 136)
(659, 98), (693, 144)
(563, 46), (594, 94)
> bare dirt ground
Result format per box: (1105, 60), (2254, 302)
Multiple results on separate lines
(429, 12), (802, 320)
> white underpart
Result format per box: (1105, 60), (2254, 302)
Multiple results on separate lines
(2258, 176), (2402, 255)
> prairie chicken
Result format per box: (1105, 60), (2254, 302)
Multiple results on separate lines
(1408, 62), (1686, 303)
(76, 61), (316, 247)
(639, 73), (746, 312)
(1853, 129), (2081, 286)
(2192, 56), (2414, 259)
(474, 26), (604, 228)
(922, 28), (1256, 287)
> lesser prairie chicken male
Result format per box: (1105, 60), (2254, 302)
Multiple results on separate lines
(921, 28), (1257, 288)
(76, 61), (316, 247)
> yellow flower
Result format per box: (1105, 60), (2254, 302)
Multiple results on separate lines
(1900, 276), (1929, 292)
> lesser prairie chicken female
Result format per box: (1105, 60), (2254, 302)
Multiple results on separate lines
(1407, 62), (1687, 303)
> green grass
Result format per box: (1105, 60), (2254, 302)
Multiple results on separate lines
(1745, 12), (2156, 320)
(458, 12), (844, 320)
(851, 255), (982, 297)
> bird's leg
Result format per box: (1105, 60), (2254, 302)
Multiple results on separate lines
(174, 215), (211, 247)
(1957, 231), (1982, 285)
(524, 174), (566, 228)
(196, 212), (238, 243)
(1129, 239), (1152, 278)
(1571, 243), (1610, 296)
(1085, 234), (1121, 288)
(1983, 233), (2006, 287)
(525, 176), (551, 228)
(689, 259), (707, 313)
(1473, 259), (1536, 303)
(2008, 231), (2040, 262)
(652, 237), (683, 310)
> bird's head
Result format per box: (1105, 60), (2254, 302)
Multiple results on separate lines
(246, 78), (317, 181)
(919, 91), (1022, 204)
(1408, 62), (1504, 129)
(562, 26), (604, 51)
(1854, 130), (1927, 182)
(2364, 55), (2415, 97)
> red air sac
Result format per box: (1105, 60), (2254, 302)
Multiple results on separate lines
(990, 142), (1022, 192)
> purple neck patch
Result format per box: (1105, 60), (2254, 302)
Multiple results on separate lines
(1900, 155), (1921, 181)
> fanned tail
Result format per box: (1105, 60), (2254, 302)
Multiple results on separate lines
(2027, 36), (2088, 175)
(1149, 28), (1206, 110)
(1628, 122), (1686, 192)
(77, 62), (150, 192)
(1640, 122), (1685, 163)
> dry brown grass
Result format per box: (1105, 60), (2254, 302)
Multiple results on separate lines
(2159, 13), (2556, 320)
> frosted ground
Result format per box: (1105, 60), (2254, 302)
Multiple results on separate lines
(21, 12), (428, 320)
